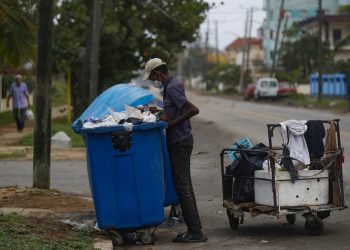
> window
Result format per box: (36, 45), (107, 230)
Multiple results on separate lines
(269, 81), (277, 87)
(333, 29), (342, 44)
(261, 81), (268, 87)
(270, 30), (274, 39)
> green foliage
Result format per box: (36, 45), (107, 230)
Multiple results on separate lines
(53, 0), (209, 90)
(280, 30), (331, 80)
(0, 111), (13, 126)
(338, 4), (350, 14)
(0, 0), (36, 68)
(52, 80), (68, 107)
(0, 213), (94, 250)
(285, 94), (348, 110)
(276, 69), (304, 84)
(0, 149), (26, 159)
(20, 117), (85, 147)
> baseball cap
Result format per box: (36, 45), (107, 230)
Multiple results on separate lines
(143, 58), (166, 80)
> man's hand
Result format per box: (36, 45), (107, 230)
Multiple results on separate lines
(160, 113), (170, 122)
(149, 107), (162, 114)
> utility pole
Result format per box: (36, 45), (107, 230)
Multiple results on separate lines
(271, 0), (285, 77)
(278, 14), (289, 64)
(215, 20), (220, 87)
(245, 8), (254, 77)
(33, 0), (53, 189)
(317, 0), (324, 102)
(239, 10), (249, 93)
(205, 19), (209, 56)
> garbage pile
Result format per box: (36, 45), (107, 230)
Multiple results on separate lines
(82, 105), (161, 131)
(72, 83), (158, 133)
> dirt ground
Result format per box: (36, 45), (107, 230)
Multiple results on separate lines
(0, 186), (97, 247)
(0, 186), (93, 213)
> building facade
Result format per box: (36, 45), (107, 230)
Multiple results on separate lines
(263, 0), (350, 66)
(225, 38), (264, 75)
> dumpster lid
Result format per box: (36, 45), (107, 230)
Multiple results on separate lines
(72, 84), (155, 133)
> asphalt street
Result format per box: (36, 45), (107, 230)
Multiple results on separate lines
(1, 92), (350, 249)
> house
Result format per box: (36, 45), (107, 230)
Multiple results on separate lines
(299, 15), (350, 61)
(262, 0), (350, 66)
(225, 38), (264, 74)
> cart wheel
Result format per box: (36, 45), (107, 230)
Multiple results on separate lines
(305, 215), (324, 236)
(140, 228), (155, 245)
(226, 209), (240, 230)
(107, 230), (124, 246)
(286, 214), (296, 225)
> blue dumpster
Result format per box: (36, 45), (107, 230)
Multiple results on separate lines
(73, 84), (179, 234)
(81, 122), (176, 229)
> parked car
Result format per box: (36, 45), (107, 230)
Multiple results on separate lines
(244, 83), (255, 100)
(278, 81), (297, 97)
(254, 78), (279, 99)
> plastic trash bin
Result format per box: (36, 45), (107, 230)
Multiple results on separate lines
(81, 122), (178, 230)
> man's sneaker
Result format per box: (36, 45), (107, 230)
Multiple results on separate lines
(173, 231), (208, 243)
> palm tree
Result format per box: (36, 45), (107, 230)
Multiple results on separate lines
(0, 0), (35, 68)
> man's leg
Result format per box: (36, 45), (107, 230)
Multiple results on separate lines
(168, 135), (205, 241)
(12, 109), (21, 131)
(18, 108), (26, 131)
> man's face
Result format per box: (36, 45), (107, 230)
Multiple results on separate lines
(15, 78), (21, 84)
(149, 71), (159, 82)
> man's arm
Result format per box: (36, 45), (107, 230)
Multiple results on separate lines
(161, 100), (199, 128)
(26, 94), (30, 107)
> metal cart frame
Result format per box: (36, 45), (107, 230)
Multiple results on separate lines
(220, 119), (346, 235)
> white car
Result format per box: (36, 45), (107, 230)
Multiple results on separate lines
(254, 78), (279, 99)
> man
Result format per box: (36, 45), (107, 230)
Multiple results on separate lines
(143, 58), (207, 243)
(6, 74), (30, 132)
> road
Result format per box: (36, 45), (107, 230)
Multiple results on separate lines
(188, 92), (350, 192)
(1, 91), (350, 249)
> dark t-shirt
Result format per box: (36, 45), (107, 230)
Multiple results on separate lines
(163, 77), (192, 145)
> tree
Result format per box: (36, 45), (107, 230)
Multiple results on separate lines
(53, 0), (209, 117)
(0, 0), (35, 68)
(279, 25), (331, 81)
(78, 0), (101, 117)
(33, 0), (53, 189)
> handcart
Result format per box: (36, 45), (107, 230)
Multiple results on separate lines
(220, 119), (346, 236)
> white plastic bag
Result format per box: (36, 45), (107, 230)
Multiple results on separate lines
(26, 109), (34, 121)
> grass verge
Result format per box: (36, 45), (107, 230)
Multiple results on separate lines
(284, 94), (349, 110)
(19, 117), (84, 147)
(0, 111), (14, 127)
(0, 213), (95, 249)
(0, 150), (26, 160)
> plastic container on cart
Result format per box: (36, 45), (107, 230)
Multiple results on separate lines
(254, 170), (329, 207)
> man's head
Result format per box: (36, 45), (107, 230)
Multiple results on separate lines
(143, 58), (169, 84)
(15, 74), (22, 85)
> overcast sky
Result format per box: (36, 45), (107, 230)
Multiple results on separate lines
(200, 0), (266, 50)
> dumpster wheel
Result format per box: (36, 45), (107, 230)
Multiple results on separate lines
(106, 230), (124, 246)
(140, 228), (155, 245)
(286, 214), (296, 225)
(304, 215), (324, 236)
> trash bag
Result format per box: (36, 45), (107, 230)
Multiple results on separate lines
(226, 143), (268, 204)
(72, 84), (154, 133)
